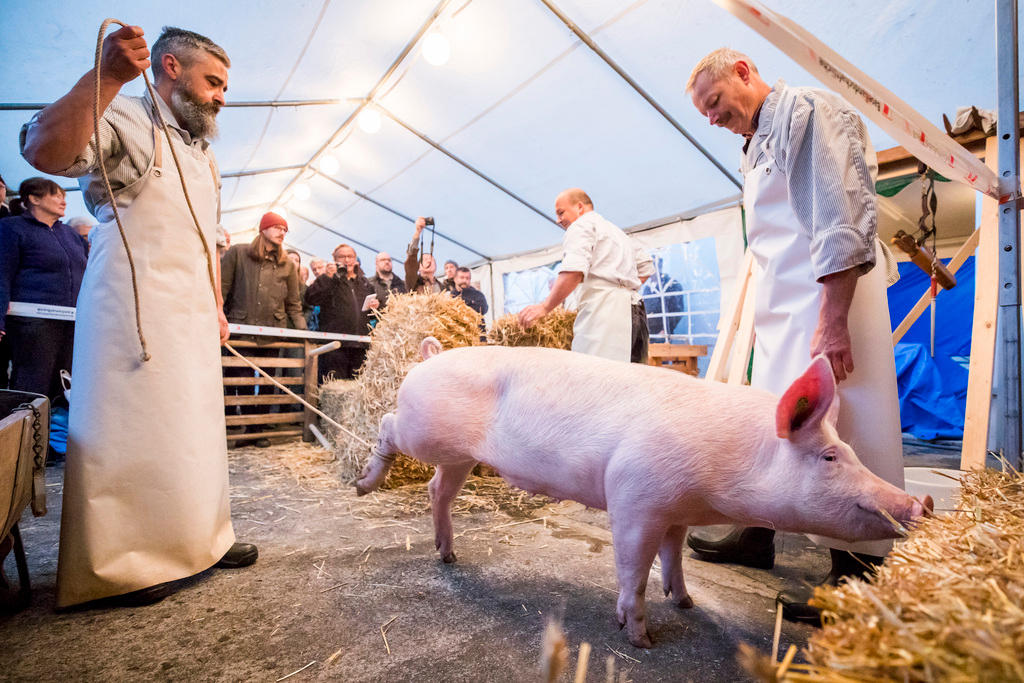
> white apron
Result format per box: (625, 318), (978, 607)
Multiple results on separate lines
(57, 106), (234, 606)
(744, 144), (904, 557)
(571, 276), (632, 363)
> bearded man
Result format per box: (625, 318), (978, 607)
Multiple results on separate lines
(21, 25), (256, 608)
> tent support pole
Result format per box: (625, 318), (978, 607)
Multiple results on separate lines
(0, 99), (361, 111)
(995, 0), (1023, 469)
(375, 106), (561, 229)
(537, 0), (742, 190)
(290, 210), (393, 260)
(266, 0), (454, 214)
(314, 170), (492, 260)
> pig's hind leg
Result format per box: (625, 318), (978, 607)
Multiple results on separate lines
(659, 525), (693, 609)
(355, 413), (400, 496)
(429, 460), (476, 563)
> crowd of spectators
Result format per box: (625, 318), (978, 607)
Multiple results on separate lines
(0, 169), (491, 453)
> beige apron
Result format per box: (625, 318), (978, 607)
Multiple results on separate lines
(571, 275), (632, 363)
(57, 102), (234, 607)
(744, 141), (903, 557)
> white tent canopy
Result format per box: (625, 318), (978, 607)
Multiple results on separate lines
(2, 0), (1019, 273)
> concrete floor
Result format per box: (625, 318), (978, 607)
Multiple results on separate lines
(1, 439), (959, 682)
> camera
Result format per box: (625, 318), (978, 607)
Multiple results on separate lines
(424, 217), (435, 226)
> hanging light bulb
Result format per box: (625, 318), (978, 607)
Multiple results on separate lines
(319, 154), (340, 176)
(422, 32), (450, 66)
(358, 108), (381, 134)
(293, 183), (311, 201)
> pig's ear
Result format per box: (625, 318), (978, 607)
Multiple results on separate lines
(775, 356), (837, 440)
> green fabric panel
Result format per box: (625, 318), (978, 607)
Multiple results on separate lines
(876, 171), (951, 198)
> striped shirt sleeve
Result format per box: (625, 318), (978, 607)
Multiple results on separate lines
(781, 96), (877, 281)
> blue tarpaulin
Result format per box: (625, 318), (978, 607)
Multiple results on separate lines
(887, 257), (974, 439)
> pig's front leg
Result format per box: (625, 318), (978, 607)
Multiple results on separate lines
(355, 413), (399, 496)
(659, 525), (693, 609)
(428, 460), (476, 563)
(609, 512), (665, 649)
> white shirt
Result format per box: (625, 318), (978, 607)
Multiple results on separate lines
(558, 211), (641, 292)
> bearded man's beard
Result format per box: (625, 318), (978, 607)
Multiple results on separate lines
(170, 84), (221, 140)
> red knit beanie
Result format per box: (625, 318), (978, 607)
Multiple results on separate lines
(259, 211), (288, 232)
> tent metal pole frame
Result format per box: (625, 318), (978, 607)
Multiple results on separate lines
(0, 99), (361, 111)
(265, 0), (454, 221)
(290, 210), (401, 263)
(10, 164), (304, 199)
(995, 0), (1023, 469)
(374, 105), (559, 229)
(537, 0), (742, 190)
(313, 170), (492, 260)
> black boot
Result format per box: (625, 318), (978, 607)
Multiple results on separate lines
(778, 549), (885, 626)
(686, 526), (776, 569)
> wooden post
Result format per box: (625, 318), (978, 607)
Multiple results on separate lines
(706, 250), (754, 383)
(961, 137), (1007, 469)
(303, 339), (318, 443)
(726, 270), (757, 386)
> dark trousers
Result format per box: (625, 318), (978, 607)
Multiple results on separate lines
(317, 345), (367, 384)
(630, 301), (649, 364)
(7, 317), (74, 406)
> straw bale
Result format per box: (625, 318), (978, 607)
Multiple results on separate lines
(488, 307), (576, 350)
(740, 467), (1024, 682)
(320, 292), (482, 485)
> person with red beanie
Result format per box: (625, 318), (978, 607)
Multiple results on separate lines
(221, 211), (305, 446)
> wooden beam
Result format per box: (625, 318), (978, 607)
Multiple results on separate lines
(221, 356), (305, 368)
(224, 394), (302, 406)
(706, 250), (754, 383)
(891, 227), (981, 345)
(726, 271), (758, 386)
(222, 376), (305, 386)
(961, 137), (1008, 469)
(229, 428), (304, 442)
(226, 411), (304, 427)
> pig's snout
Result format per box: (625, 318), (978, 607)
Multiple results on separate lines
(912, 495), (934, 519)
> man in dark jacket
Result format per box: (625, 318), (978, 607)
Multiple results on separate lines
(305, 243), (378, 383)
(367, 251), (406, 308)
(450, 266), (488, 316)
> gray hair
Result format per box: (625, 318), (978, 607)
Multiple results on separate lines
(66, 216), (95, 229)
(151, 26), (230, 82)
(686, 48), (758, 92)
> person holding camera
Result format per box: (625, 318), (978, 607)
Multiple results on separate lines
(405, 216), (445, 294)
(304, 242), (378, 383)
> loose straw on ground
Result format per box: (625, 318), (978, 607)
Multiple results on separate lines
(740, 466), (1024, 682)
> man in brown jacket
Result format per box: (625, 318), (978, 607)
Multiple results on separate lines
(221, 211), (305, 445)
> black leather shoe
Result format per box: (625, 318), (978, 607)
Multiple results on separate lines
(108, 582), (173, 607)
(254, 438), (272, 448)
(686, 526), (776, 569)
(777, 590), (822, 626)
(215, 542), (258, 569)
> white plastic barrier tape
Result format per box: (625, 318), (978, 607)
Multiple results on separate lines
(714, 0), (1004, 200)
(6, 302), (370, 344)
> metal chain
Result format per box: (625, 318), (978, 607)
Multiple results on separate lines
(16, 402), (44, 471)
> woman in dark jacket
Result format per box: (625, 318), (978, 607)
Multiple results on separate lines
(304, 242), (378, 383)
(0, 177), (88, 404)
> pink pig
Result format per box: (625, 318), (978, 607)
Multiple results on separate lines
(356, 338), (929, 648)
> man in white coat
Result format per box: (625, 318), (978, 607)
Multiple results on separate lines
(683, 49), (904, 625)
(519, 188), (650, 363)
(21, 25), (256, 607)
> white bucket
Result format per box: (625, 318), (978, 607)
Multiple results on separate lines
(904, 466), (963, 515)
